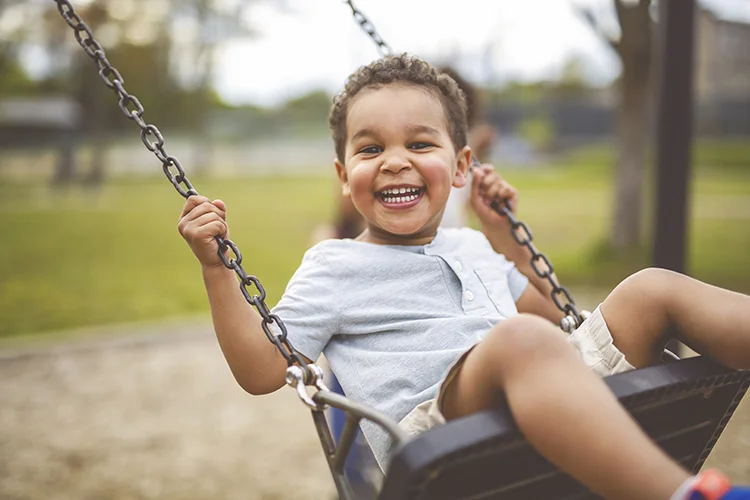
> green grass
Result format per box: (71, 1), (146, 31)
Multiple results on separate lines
(499, 159), (750, 289)
(0, 175), (335, 338)
(0, 152), (748, 339)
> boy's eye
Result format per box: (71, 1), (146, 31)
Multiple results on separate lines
(358, 145), (382, 155)
(409, 142), (433, 150)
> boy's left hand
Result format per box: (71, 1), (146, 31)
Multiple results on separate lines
(470, 163), (518, 228)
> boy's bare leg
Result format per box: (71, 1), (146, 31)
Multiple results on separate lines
(442, 314), (688, 500)
(601, 268), (750, 368)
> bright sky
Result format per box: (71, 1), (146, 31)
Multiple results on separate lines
(213, 0), (750, 107)
(215, 0), (621, 106)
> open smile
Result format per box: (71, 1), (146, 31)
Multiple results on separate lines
(376, 186), (424, 208)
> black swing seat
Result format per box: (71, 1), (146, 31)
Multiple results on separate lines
(379, 357), (750, 500)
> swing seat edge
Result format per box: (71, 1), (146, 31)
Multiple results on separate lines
(379, 357), (750, 500)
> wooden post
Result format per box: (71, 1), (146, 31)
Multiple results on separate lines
(653, 0), (696, 356)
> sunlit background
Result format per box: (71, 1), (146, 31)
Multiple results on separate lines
(1, 0), (748, 498)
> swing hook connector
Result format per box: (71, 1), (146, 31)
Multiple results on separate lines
(560, 310), (592, 333)
(286, 364), (331, 411)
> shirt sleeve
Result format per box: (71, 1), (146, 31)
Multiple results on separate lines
(270, 247), (339, 362)
(506, 264), (529, 303)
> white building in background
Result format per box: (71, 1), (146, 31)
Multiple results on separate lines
(695, 6), (750, 101)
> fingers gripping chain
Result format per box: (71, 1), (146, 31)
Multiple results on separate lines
(54, 0), (327, 408)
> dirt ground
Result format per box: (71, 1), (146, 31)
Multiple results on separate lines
(1, 321), (748, 500)
(0, 322), (335, 500)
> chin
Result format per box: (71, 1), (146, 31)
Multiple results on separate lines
(381, 222), (429, 237)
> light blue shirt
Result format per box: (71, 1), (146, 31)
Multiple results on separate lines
(271, 227), (528, 467)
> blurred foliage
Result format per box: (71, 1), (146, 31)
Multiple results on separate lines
(693, 140), (750, 171)
(280, 90), (332, 121)
(0, 0), (264, 131)
(486, 55), (598, 104)
(560, 139), (750, 176)
(0, 59), (35, 95)
(518, 115), (555, 152)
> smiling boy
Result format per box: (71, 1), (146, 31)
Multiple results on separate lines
(178, 55), (750, 499)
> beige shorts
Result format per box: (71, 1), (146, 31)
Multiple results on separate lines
(399, 306), (634, 436)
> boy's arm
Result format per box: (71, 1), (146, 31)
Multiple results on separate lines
(202, 265), (299, 395)
(470, 165), (564, 324)
(179, 196), (294, 395)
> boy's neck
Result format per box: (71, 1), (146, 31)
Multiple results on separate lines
(357, 227), (438, 246)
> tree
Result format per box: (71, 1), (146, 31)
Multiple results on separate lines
(1, 0), (267, 183)
(577, 0), (654, 252)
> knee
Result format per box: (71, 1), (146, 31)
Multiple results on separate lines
(610, 267), (678, 306)
(482, 314), (568, 369)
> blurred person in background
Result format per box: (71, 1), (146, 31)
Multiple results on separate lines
(438, 66), (495, 229)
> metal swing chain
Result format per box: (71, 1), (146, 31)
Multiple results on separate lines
(486, 199), (585, 331)
(344, 0), (392, 57)
(467, 156), (585, 330)
(346, 0), (587, 330)
(53, 0), (328, 409)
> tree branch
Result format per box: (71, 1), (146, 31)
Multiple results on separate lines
(573, 5), (622, 56)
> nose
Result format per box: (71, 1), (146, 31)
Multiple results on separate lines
(380, 152), (411, 174)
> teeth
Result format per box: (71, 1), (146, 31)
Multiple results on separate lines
(382, 193), (419, 203)
(381, 187), (420, 196)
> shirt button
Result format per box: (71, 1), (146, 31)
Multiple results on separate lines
(465, 290), (474, 301)
(455, 262), (463, 272)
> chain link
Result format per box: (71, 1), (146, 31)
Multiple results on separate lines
(344, 0), (392, 57)
(468, 157), (585, 327)
(53, 0), (322, 401)
(495, 201), (585, 326)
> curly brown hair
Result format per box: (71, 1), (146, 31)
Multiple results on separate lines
(329, 54), (469, 163)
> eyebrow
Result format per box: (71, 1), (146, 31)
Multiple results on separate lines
(351, 128), (377, 142)
(405, 124), (441, 136)
(350, 124), (441, 142)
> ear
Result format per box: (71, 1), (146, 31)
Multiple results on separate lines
(452, 145), (472, 188)
(334, 158), (351, 197)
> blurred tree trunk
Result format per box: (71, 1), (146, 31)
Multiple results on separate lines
(78, 2), (109, 188)
(579, 0), (654, 252)
(52, 135), (77, 185)
(49, 2), (110, 187)
(83, 80), (109, 188)
(612, 0), (653, 251)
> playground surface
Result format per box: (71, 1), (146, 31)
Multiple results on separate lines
(0, 322), (335, 500)
(0, 320), (748, 500)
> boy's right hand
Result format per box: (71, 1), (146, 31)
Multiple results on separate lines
(178, 195), (230, 268)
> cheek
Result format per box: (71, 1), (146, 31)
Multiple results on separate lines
(347, 167), (374, 201)
(421, 158), (454, 194)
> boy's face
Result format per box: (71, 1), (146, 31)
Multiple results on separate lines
(335, 84), (470, 245)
